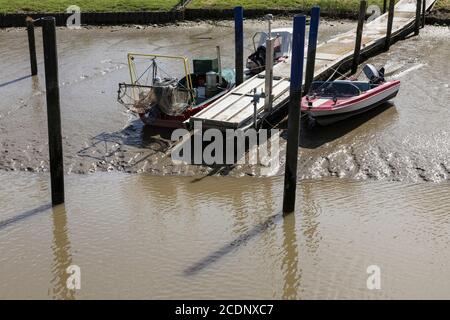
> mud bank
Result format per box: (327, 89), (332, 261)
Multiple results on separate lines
(0, 21), (449, 182)
(0, 8), (449, 28)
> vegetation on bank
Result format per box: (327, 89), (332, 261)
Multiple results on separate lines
(189, 0), (450, 11)
(0, 0), (448, 13)
(190, 0), (384, 11)
(0, 0), (179, 13)
(434, 0), (450, 10)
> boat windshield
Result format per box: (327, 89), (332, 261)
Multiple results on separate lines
(308, 81), (361, 98)
(256, 31), (292, 56)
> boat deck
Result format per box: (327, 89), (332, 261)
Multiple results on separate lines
(187, 0), (436, 130)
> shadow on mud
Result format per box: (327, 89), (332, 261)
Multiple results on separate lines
(0, 75), (32, 89)
(279, 103), (396, 149)
(76, 119), (173, 164)
(76, 103), (395, 174)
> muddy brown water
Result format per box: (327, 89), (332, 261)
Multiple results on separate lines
(1, 20), (449, 299)
(1, 172), (450, 299)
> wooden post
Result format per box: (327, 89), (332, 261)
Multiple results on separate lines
(264, 38), (274, 112)
(415, 0), (422, 35)
(383, 0), (387, 14)
(304, 6), (320, 95)
(352, 0), (367, 75)
(42, 17), (65, 206)
(26, 18), (38, 76)
(421, 0), (426, 28)
(282, 14), (306, 215)
(216, 46), (223, 85)
(234, 6), (244, 86)
(384, 0), (395, 51)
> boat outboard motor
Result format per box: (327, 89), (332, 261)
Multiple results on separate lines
(363, 64), (385, 84)
(246, 45), (266, 75)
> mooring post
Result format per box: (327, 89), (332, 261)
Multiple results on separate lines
(384, 0), (395, 51)
(352, 0), (367, 75)
(415, 0), (422, 35)
(26, 18), (38, 76)
(282, 14), (306, 215)
(421, 0), (426, 28)
(264, 37), (274, 112)
(383, 0), (387, 14)
(42, 17), (65, 206)
(304, 6), (320, 95)
(234, 6), (244, 86)
(216, 46), (223, 85)
(264, 14), (274, 112)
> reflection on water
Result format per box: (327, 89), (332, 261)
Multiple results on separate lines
(50, 205), (75, 300)
(1, 172), (450, 299)
(281, 212), (300, 300)
(299, 182), (321, 254)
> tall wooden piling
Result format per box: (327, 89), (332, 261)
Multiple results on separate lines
(421, 0), (426, 28)
(384, 0), (395, 51)
(304, 6), (320, 95)
(282, 14), (306, 215)
(26, 18), (38, 76)
(42, 17), (65, 206)
(264, 38), (274, 112)
(234, 6), (244, 86)
(383, 0), (387, 14)
(415, 0), (422, 35)
(352, 0), (367, 75)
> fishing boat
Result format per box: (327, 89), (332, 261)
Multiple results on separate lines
(117, 50), (235, 128)
(301, 64), (401, 125)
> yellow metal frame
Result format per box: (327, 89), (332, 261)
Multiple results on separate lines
(127, 53), (194, 101)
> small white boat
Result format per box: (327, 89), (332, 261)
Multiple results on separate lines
(245, 27), (293, 76)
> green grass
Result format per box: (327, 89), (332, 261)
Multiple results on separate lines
(189, 0), (450, 11)
(0, 0), (447, 14)
(435, 0), (450, 10)
(189, 0), (384, 11)
(0, 0), (179, 13)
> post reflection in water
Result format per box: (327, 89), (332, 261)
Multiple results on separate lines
(50, 204), (75, 300)
(281, 211), (301, 299)
(300, 182), (321, 254)
(280, 181), (324, 299)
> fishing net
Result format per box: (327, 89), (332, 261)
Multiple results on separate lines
(117, 55), (194, 116)
(118, 80), (190, 116)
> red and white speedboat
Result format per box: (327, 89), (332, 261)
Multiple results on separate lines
(301, 64), (400, 125)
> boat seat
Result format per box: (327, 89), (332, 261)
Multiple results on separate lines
(350, 82), (375, 92)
